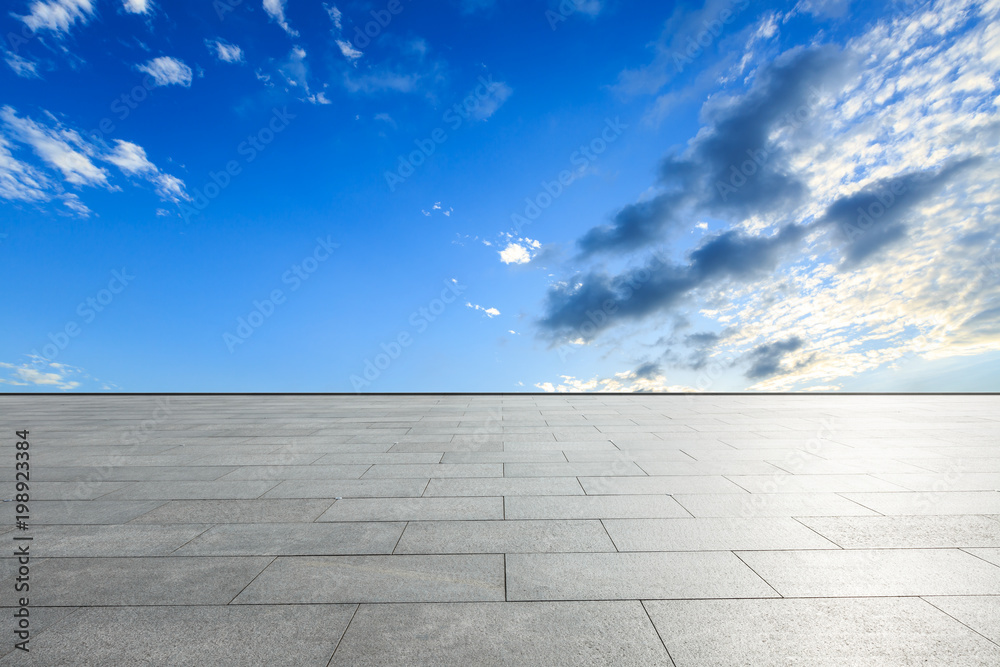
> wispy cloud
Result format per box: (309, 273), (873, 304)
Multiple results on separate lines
(137, 56), (193, 87)
(122, 0), (151, 14)
(263, 0), (298, 37)
(206, 38), (244, 64)
(16, 0), (95, 35)
(467, 302), (501, 317)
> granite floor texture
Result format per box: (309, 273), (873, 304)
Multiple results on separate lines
(0, 394), (998, 665)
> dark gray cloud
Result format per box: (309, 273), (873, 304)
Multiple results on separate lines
(633, 361), (662, 379)
(578, 44), (855, 258)
(541, 224), (805, 341)
(817, 158), (983, 268)
(744, 336), (805, 379)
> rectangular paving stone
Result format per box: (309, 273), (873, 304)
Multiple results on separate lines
(765, 459), (933, 475)
(923, 596), (1000, 645)
(671, 493), (879, 517)
(1, 605), (357, 667)
(329, 601), (673, 667)
(98, 481), (280, 500)
(362, 463), (502, 478)
(423, 477), (585, 497)
(504, 495), (692, 520)
(579, 476), (746, 495)
(638, 461), (784, 476)
(0, 557), (272, 606)
(725, 474), (911, 493)
(29, 524), (211, 557)
(30, 466), (238, 482)
(262, 478), (428, 498)
(506, 552), (779, 600)
(394, 519), (616, 554)
(0, 481), (132, 501)
(645, 597), (1000, 667)
(603, 518), (840, 551)
(441, 451), (567, 463)
(563, 450), (696, 462)
(502, 441), (618, 451)
(1, 500), (167, 525)
(128, 498), (335, 523)
(312, 452), (443, 464)
(798, 515), (1000, 548)
(966, 548), (1000, 567)
(233, 555), (505, 603)
(173, 521), (405, 556)
(318, 497), (503, 522)
(215, 465), (372, 481)
(736, 549), (1000, 597)
(503, 462), (648, 477)
(871, 473), (1000, 491)
(840, 491), (1000, 515)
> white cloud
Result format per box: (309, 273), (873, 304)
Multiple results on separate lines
(61, 192), (91, 216)
(0, 106), (108, 186)
(105, 140), (189, 202)
(263, 0), (298, 36)
(535, 372), (700, 393)
(0, 134), (53, 202)
(466, 302), (501, 318)
(471, 81), (513, 121)
(4, 51), (40, 78)
(207, 39), (244, 64)
(374, 112), (396, 128)
(325, 3), (343, 30)
(499, 239), (540, 264)
(136, 56), (193, 87)
(336, 39), (363, 62)
(122, 0), (151, 14)
(0, 360), (80, 390)
(16, 0), (94, 35)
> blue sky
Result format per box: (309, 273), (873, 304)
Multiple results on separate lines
(1, 0), (998, 392)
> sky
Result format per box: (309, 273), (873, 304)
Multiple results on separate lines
(1, 0), (998, 393)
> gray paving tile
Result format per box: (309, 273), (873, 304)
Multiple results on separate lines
(924, 596), (1000, 644)
(187, 454), (325, 466)
(233, 555), (505, 603)
(966, 548), (1000, 567)
(0, 606), (81, 660)
(318, 497), (503, 522)
(28, 524), (210, 557)
(736, 549), (1000, 597)
(638, 461), (784, 475)
(0, 481), (131, 501)
(766, 459), (934, 474)
(503, 462), (647, 477)
(645, 597), (1000, 667)
(872, 473), (1000, 491)
(389, 441), (502, 452)
(261, 478), (428, 498)
(0, 557), (272, 606)
(841, 491), (1000, 515)
(313, 452), (443, 464)
(441, 451), (567, 463)
(173, 522), (405, 555)
(30, 466), (238, 482)
(603, 518), (839, 551)
(563, 450), (697, 462)
(671, 493), (879, 517)
(128, 499), (335, 523)
(503, 441), (618, 451)
(503, 495), (693, 520)
(0, 605), (356, 667)
(329, 601), (672, 667)
(579, 476), (747, 495)
(215, 465), (371, 481)
(362, 463), (502, 478)
(98, 481), (279, 500)
(725, 474), (911, 493)
(394, 520), (615, 554)
(1, 500), (167, 525)
(798, 515), (1000, 548)
(424, 477), (585, 497)
(902, 458), (1000, 473)
(506, 552), (778, 600)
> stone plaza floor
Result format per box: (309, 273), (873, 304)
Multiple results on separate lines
(0, 394), (998, 665)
